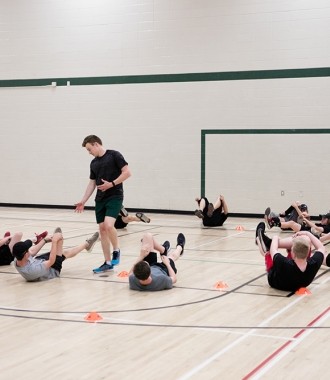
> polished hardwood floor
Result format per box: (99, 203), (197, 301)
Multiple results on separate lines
(1, 207), (329, 380)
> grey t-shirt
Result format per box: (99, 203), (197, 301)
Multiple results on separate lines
(14, 256), (60, 282)
(129, 265), (173, 291)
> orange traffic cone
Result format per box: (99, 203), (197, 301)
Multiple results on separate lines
(235, 225), (245, 231)
(214, 281), (228, 290)
(295, 287), (311, 295)
(84, 311), (103, 322)
(117, 271), (129, 278)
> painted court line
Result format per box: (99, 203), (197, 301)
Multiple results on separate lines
(191, 231), (246, 250)
(242, 306), (330, 379)
(178, 296), (303, 380)
(178, 276), (330, 380)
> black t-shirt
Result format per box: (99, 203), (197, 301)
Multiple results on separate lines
(90, 150), (128, 201)
(267, 251), (324, 291)
(316, 223), (330, 234)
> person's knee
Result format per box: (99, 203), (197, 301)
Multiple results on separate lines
(142, 233), (153, 240)
(99, 224), (106, 234)
(141, 233), (153, 249)
(12, 232), (23, 240)
(199, 197), (207, 209)
(99, 223), (115, 236)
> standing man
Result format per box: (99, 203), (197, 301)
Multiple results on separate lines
(75, 135), (131, 273)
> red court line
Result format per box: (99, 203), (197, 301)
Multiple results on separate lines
(243, 306), (330, 379)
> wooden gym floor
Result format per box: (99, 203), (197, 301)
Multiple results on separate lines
(0, 207), (330, 380)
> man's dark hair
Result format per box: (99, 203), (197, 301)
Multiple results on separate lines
(82, 135), (102, 147)
(133, 261), (151, 280)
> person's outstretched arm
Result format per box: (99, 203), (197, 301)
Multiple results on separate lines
(296, 230), (325, 255)
(270, 236), (280, 259)
(43, 233), (63, 269)
(75, 179), (96, 212)
(160, 255), (177, 284)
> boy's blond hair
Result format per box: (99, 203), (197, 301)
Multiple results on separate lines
(292, 236), (310, 259)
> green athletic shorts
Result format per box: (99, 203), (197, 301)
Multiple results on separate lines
(95, 197), (122, 224)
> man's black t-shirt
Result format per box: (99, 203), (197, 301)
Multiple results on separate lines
(90, 150), (128, 201)
(267, 251), (324, 291)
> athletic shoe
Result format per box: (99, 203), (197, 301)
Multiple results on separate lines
(194, 209), (204, 219)
(177, 233), (186, 255)
(54, 227), (62, 234)
(264, 208), (279, 229)
(35, 231), (48, 245)
(255, 222), (265, 241)
(136, 212), (150, 223)
(85, 232), (99, 252)
(120, 206), (128, 217)
(256, 222), (272, 252)
(256, 237), (267, 255)
(257, 228), (268, 253)
(264, 207), (271, 229)
(111, 249), (121, 265)
(161, 241), (170, 256)
(207, 203), (214, 217)
(93, 262), (114, 273)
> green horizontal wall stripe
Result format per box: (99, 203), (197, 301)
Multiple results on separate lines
(201, 128), (330, 196)
(202, 128), (330, 135)
(1, 66), (330, 88)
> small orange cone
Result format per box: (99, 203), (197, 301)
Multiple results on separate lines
(295, 287), (311, 295)
(84, 311), (103, 322)
(235, 225), (245, 231)
(214, 281), (228, 290)
(117, 271), (129, 278)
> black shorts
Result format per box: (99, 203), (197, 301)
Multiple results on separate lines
(36, 253), (66, 273)
(114, 216), (128, 229)
(0, 245), (14, 265)
(143, 251), (177, 274)
(326, 254), (330, 267)
(201, 197), (228, 227)
(153, 261), (177, 275)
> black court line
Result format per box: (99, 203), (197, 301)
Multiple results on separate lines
(232, 291), (287, 298)
(1, 216), (259, 233)
(0, 312), (329, 331)
(4, 263), (326, 314)
(2, 259), (328, 304)
(0, 273), (287, 315)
